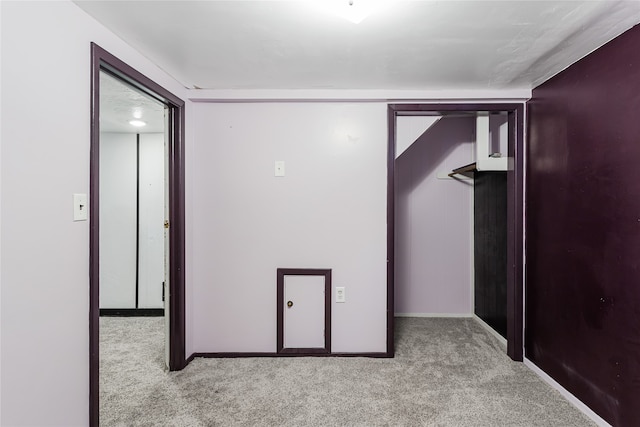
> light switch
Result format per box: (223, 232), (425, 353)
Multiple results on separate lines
(73, 193), (88, 221)
(275, 161), (285, 177)
(336, 287), (346, 303)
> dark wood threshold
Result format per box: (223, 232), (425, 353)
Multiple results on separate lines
(191, 352), (392, 359)
(279, 347), (329, 355)
(100, 308), (164, 317)
(448, 162), (477, 178)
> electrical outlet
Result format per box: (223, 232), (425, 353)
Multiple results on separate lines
(275, 160), (285, 177)
(336, 287), (346, 303)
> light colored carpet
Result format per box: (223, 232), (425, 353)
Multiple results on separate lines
(100, 317), (595, 426)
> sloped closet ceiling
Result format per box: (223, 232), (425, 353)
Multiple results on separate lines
(75, 0), (640, 90)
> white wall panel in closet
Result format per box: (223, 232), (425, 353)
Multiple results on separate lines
(99, 133), (137, 308)
(138, 133), (165, 308)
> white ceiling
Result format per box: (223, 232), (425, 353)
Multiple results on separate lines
(76, 0), (640, 92)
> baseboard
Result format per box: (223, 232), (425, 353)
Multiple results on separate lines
(100, 308), (164, 317)
(395, 313), (473, 318)
(191, 352), (391, 359)
(278, 347), (330, 355)
(473, 315), (507, 350)
(185, 353), (196, 365)
(524, 358), (612, 427)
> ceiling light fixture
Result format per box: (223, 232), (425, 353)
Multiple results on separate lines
(129, 120), (146, 127)
(311, 0), (392, 24)
(132, 109), (143, 119)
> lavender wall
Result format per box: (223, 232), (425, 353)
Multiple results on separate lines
(527, 24), (640, 426)
(190, 102), (387, 353)
(1, 2), (189, 424)
(395, 117), (474, 316)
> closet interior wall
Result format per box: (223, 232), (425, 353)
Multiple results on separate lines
(395, 116), (475, 316)
(473, 112), (508, 338)
(474, 170), (507, 337)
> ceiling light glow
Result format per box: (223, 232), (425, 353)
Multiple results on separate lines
(311, 0), (393, 24)
(132, 109), (143, 119)
(129, 120), (147, 127)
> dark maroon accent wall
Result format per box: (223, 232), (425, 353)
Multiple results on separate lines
(527, 25), (640, 426)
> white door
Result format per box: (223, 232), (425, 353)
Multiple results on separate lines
(283, 275), (325, 349)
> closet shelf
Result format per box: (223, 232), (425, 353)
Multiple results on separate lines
(448, 162), (477, 178)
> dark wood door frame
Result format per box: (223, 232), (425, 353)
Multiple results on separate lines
(277, 268), (332, 354)
(387, 103), (524, 361)
(89, 43), (187, 427)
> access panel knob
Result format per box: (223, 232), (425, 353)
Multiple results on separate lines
(287, 301), (293, 308)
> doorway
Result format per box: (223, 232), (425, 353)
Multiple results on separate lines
(89, 43), (186, 427)
(98, 71), (166, 317)
(386, 103), (524, 361)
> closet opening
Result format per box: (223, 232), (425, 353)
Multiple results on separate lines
(387, 104), (524, 361)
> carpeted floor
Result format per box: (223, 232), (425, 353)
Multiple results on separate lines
(100, 317), (595, 426)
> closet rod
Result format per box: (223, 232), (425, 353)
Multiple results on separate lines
(448, 162), (477, 178)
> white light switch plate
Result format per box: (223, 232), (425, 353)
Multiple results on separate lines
(275, 160), (285, 177)
(336, 287), (346, 303)
(73, 193), (88, 221)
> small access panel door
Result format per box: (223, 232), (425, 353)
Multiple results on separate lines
(277, 268), (331, 354)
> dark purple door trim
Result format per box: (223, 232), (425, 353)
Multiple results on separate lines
(386, 106), (396, 357)
(387, 103), (524, 361)
(89, 43), (187, 427)
(277, 268), (332, 354)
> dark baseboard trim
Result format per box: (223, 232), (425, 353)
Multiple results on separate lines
(185, 353), (196, 365)
(191, 352), (392, 359)
(278, 347), (329, 355)
(100, 308), (164, 317)
(324, 352), (392, 358)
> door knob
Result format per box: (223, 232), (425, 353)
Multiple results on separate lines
(287, 301), (293, 308)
